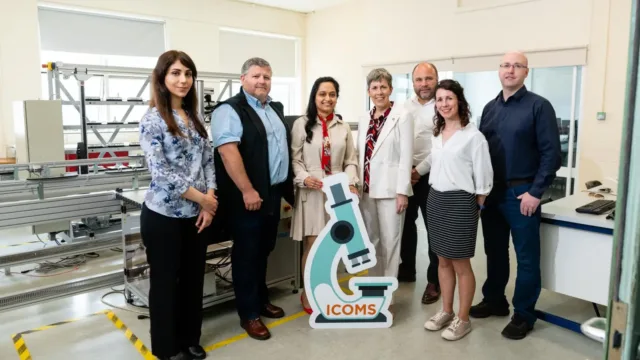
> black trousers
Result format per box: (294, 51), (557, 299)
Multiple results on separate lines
(399, 172), (439, 285)
(140, 204), (208, 358)
(229, 186), (281, 321)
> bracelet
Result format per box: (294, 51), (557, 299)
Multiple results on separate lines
(478, 204), (486, 211)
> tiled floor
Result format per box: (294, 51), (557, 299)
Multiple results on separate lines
(0, 220), (605, 360)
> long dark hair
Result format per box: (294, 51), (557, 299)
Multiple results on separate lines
(305, 77), (340, 143)
(433, 79), (471, 137)
(149, 50), (207, 138)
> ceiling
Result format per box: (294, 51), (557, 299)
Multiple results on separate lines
(234, 0), (349, 13)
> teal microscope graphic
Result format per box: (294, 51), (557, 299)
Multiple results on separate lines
(304, 173), (398, 329)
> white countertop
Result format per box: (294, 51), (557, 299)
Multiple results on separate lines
(541, 186), (615, 230)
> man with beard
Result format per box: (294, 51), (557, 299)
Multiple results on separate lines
(398, 62), (441, 305)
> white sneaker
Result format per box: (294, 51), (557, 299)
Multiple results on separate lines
(424, 310), (455, 331)
(441, 317), (472, 341)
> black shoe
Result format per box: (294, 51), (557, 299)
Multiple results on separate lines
(469, 300), (510, 318)
(186, 345), (207, 359)
(502, 313), (534, 340)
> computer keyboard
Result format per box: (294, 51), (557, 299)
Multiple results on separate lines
(576, 200), (616, 215)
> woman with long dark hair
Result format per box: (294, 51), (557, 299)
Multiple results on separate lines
(415, 79), (493, 341)
(290, 76), (359, 313)
(139, 50), (217, 360)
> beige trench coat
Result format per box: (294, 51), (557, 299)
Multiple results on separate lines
(290, 115), (359, 241)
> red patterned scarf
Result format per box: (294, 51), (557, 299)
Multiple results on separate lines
(319, 113), (334, 175)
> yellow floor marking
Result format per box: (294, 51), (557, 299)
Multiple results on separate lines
(10, 310), (109, 360)
(11, 334), (32, 360)
(8, 271), (370, 358)
(105, 311), (154, 360)
(204, 270), (368, 353)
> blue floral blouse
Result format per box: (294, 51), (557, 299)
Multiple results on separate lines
(139, 107), (216, 218)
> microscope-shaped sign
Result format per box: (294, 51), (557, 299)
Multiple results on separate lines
(304, 172), (398, 329)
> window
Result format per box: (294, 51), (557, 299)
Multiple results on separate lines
(37, 6), (165, 156)
(218, 28), (302, 116)
(38, 7), (165, 59)
(452, 71), (510, 125)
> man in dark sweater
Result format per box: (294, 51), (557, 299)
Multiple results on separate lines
(470, 51), (561, 340)
(210, 57), (294, 341)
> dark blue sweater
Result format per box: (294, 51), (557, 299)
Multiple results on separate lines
(479, 86), (562, 199)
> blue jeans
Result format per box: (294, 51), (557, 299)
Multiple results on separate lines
(480, 183), (541, 325)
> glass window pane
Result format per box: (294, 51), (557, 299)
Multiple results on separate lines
(453, 71), (502, 126)
(542, 176), (569, 201)
(530, 66), (575, 169)
(269, 82), (291, 115)
(107, 77), (150, 100)
(391, 73), (411, 106)
(572, 67), (582, 168)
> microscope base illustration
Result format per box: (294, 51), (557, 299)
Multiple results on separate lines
(304, 173), (398, 329)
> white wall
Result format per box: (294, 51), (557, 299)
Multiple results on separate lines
(0, 0), (42, 158)
(306, 0), (591, 123)
(306, 0), (631, 189)
(579, 0), (632, 187)
(0, 0), (306, 157)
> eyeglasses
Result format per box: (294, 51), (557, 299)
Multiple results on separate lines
(499, 63), (528, 70)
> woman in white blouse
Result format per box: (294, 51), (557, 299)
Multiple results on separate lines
(415, 79), (493, 341)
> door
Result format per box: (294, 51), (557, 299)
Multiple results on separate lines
(605, 0), (640, 358)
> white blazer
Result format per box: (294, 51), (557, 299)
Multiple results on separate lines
(357, 103), (414, 199)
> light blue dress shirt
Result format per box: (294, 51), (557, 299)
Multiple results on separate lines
(139, 107), (216, 218)
(210, 90), (289, 185)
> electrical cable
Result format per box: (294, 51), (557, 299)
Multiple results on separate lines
(34, 234), (47, 246)
(11, 267), (78, 277)
(100, 291), (149, 316)
(207, 252), (233, 285)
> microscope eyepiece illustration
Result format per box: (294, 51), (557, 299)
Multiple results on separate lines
(304, 173), (398, 329)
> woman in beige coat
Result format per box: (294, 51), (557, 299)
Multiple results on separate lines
(291, 76), (359, 313)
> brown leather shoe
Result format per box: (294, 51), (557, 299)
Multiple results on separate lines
(241, 318), (271, 340)
(422, 283), (441, 304)
(261, 303), (285, 318)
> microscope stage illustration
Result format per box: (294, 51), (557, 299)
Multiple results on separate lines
(304, 173), (398, 329)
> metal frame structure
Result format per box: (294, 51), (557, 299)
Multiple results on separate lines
(116, 188), (301, 309)
(0, 157), (301, 313)
(44, 61), (240, 159)
(0, 157), (149, 202)
(0, 190), (126, 312)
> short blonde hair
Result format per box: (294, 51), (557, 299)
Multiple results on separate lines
(366, 68), (392, 89)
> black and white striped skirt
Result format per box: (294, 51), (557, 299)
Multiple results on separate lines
(426, 188), (479, 259)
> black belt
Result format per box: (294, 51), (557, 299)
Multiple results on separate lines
(506, 177), (534, 187)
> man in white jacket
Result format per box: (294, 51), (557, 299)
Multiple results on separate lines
(398, 62), (441, 305)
